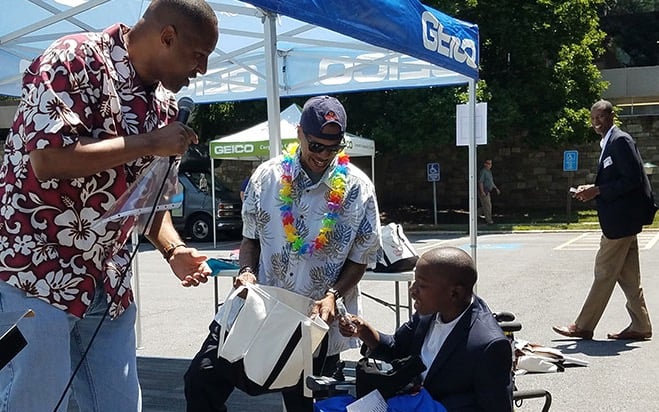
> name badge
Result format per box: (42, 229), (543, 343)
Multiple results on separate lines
(603, 156), (613, 168)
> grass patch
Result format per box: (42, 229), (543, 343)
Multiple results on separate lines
(381, 207), (658, 232)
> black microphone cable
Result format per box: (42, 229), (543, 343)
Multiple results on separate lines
(52, 98), (194, 412)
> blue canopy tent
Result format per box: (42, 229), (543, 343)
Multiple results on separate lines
(0, 0), (481, 257)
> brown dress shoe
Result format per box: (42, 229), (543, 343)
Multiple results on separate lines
(607, 329), (652, 341)
(552, 324), (593, 340)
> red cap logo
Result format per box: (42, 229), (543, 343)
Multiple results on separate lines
(324, 111), (338, 122)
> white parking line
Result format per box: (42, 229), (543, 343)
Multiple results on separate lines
(642, 232), (659, 250)
(554, 232), (659, 251)
(554, 233), (591, 250)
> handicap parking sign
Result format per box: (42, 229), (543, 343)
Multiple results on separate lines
(563, 150), (578, 172)
(427, 163), (440, 182)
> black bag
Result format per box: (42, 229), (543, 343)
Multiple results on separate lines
(637, 147), (657, 226)
(374, 223), (419, 272)
(355, 355), (426, 399)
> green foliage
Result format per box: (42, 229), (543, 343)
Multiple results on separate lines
(443, 0), (609, 147)
(342, 88), (463, 154)
(190, 100), (268, 146)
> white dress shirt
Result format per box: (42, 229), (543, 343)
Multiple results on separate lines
(599, 125), (614, 164)
(420, 297), (473, 380)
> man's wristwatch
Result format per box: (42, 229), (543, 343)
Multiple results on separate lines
(238, 266), (255, 275)
(326, 287), (341, 300)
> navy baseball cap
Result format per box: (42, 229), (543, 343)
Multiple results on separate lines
(299, 96), (346, 140)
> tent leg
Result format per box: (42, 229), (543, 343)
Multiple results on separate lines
(468, 79), (478, 275)
(263, 12), (282, 160)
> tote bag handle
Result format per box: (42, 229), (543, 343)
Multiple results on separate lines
(217, 284), (248, 353)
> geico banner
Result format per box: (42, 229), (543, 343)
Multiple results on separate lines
(210, 139), (298, 159)
(242, 0), (479, 79)
(210, 135), (373, 160)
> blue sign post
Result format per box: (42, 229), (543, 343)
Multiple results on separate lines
(427, 163), (440, 225)
(563, 150), (578, 221)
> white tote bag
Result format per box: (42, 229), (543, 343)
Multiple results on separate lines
(216, 283), (329, 395)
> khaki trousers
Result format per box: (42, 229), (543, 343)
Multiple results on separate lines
(575, 234), (652, 333)
(478, 192), (493, 223)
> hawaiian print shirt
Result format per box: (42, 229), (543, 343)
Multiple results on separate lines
(242, 149), (382, 355)
(0, 24), (176, 318)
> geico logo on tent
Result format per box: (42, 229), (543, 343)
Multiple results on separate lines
(214, 144), (255, 155)
(421, 11), (477, 69)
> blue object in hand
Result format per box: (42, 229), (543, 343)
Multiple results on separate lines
(206, 258), (240, 276)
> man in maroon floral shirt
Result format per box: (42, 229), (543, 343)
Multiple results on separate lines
(0, 1), (218, 411)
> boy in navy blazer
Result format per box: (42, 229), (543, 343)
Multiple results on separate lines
(340, 246), (513, 412)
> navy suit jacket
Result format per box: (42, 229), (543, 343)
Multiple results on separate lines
(367, 296), (513, 412)
(596, 126), (655, 239)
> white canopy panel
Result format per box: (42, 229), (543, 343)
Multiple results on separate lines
(0, 0), (478, 101)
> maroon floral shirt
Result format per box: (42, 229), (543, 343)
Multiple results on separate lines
(0, 24), (177, 318)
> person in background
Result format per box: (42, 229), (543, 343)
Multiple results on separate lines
(0, 1), (218, 411)
(339, 246), (513, 411)
(478, 159), (500, 224)
(553, 99), (653, 341)
(199, 172), (209, 192)
(184, 95), (381, 412)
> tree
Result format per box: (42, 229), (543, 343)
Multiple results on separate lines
(190, 100), (267, 146)
(429, 0), (609, 146)
(599, 0), (658, 68)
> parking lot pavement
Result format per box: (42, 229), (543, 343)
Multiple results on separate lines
(129, 231), (659, 412)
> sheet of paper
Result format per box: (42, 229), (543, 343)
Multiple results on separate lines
(346, 390), (387, 412)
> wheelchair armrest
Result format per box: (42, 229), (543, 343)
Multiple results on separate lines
(499, 320), (522, 333)
(493, 311), (516, 322)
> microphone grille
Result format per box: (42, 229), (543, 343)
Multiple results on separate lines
(177, 97), (195, 112)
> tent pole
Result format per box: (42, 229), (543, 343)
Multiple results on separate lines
(211, 159), (217, 248)
(467, 79), (478, 274)
(263, 12), (282, 159)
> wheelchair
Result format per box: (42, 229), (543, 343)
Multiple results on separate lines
(307, 311), (552, 411)
(495, 311), (552, 412)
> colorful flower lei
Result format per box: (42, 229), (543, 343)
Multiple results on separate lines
(279, 143), (350, 255)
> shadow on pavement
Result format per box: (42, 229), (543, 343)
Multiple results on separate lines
(552, 339), (646, 357)
(69, 356), (283, 411)
(138, 356), (283, 412)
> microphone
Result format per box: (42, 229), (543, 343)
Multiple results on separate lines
(177, 97), (195, 124)
(171, 97), (195, 163)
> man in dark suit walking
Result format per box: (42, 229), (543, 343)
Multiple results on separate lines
(339, 246), (513, 411)
(553, 99), (654, 341)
